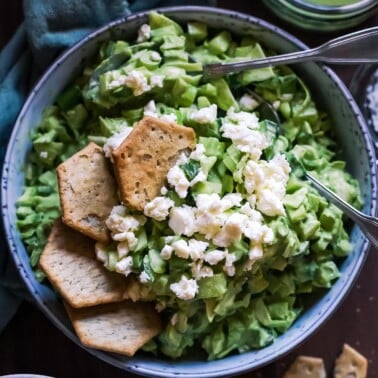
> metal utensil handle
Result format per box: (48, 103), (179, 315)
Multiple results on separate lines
(315, 27), (378, 63)
(203, 49), (318, 76)
(306, 173), (378, 249)
(203, 27), (378, 77)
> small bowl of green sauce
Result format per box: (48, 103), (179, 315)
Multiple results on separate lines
(263, 0), (378, 32)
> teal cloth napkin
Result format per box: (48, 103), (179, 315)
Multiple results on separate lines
(0, 0), (215, 333)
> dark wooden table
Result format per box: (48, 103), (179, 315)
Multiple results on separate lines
(0, 2), (377, 377)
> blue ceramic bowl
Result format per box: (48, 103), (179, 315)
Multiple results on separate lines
(2, 6), (377, 378)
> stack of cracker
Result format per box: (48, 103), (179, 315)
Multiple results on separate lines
(39, 116), (196, 356)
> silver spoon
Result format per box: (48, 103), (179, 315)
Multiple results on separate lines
(251, 91), (378, 248)
(204, 27), (378, 78)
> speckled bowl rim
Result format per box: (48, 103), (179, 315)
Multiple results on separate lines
(2, 6), (377, 378)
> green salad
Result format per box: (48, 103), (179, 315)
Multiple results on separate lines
(16, 12), (362, 360)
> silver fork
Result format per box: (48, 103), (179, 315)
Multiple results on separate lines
(204, 27), (378, 78)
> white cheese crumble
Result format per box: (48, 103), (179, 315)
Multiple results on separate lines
(243, 154), (291, 217)
(171, 239), (190, 259)
(39, 151), (48, 159)
(124, 70), (151, 96)
(160, 245), (173, 260)
(144, 99), (157, 117)
(170, 275), (198, 300)
(220, 108), (270, 160)
(224, 253), (236, 277)
(239, 93), (259, 111)
(136, 24), (151, 43)
(115, 256), (133, 276)
(212, 212), (248, 247)
(106, 205), (146, 250)
(191, 261), (213, 280)
(95, 243), (108, 263)
(139, 270), (150, 283)
(143, 100), (177, 123)
(103, 127), (133, 160)
(166, 143), (214, 198)
(117, 241), (129, 258)
(204, 249), (226, 265)
(169, 205), (197, 236)
(167, 164), (191, 198)
(190, 104), (218, 124)
(143, 196), (174, 221)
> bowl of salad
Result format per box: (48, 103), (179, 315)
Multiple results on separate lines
(2, 6), (377, 378)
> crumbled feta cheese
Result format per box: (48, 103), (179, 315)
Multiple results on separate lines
(244, 243), (264, 271)
(170, 275), (198, 300)
(257, 190), (285, 217)
(103, 127), (133, 160)
(112, 231), (138, 248)
(115, 256), (133, 276)
(39, 151), (48, 159)
(190, 104), (218, 124)
(144, 99), (157, 117)
(106, 71), (127, 90)
(160, 113), (177, 123)
(172, 239), (190, 259)
(243, 154), (291, 217)
(195, 194), (226, 239)
(204, 249), (226, 265)
(124, 70), (151, 96)
(188, 143), (204, 160)
(160, 186), (168, 195)
(191, 261), (213, 280)
(169, 205), (197, 236)
(262, 226), (275, 244)
(188, 239), (208, 261)
(160, 245), (173, 260)
(144, 196), (174, 221)
(239, 94), (259, 111)
(212, 212), (248, 247)
(222, 193), (243, 210)
(249, 244), (263, 260)
(224, 253), (236, 277)
(167, 165), (190, 198)
(226, 107), (260, 128)
(221, 108), (270, 160)
(139, 270), (150, 283)
(106, 205), (146, 248)
(95, 243), (108, 263)
(117, 241), (129, 258)
(143, 100), (176, 123)
(136, 24), (151, 43)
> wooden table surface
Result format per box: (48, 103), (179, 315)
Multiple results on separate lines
(0, 2), (377, 377)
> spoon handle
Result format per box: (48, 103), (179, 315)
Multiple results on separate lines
(203, 27), (378, 78)
(306, 172), (378, 249)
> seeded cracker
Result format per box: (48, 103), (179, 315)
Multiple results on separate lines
(57, 142), (118, 243)
(334, 344), (368, 378)
(283, 356), (326, 378)
(39, 220), (128, 308)
(112, 116), (196, 211)
(65, 301), (162, 356)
